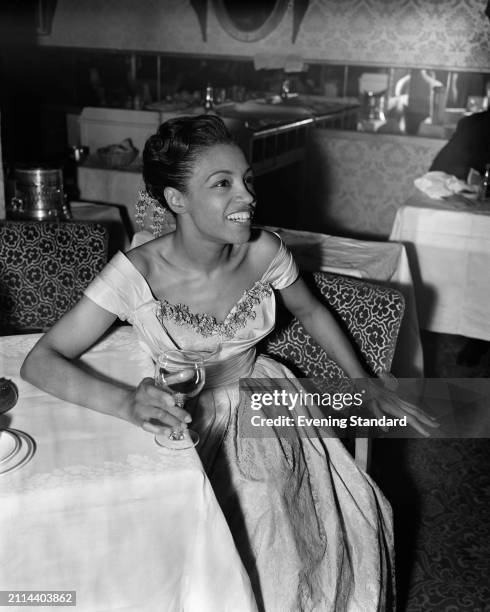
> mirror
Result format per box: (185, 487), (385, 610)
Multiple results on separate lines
(212, 0), (289, 42)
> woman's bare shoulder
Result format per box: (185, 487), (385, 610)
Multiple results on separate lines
(125, 234), (173, 277)
(247, 228), (281, 260)
(234, 229), (281, 280)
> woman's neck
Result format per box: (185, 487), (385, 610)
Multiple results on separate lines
(170, 227), (235, 274)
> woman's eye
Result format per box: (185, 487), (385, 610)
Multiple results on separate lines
(214, 179), (230, 188)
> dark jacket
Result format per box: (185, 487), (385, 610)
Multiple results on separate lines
(430, 110), (490, 180)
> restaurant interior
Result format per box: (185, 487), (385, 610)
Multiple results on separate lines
(0, 1), (489, 610)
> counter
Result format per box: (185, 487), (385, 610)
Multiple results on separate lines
(76, 102), (358, 229)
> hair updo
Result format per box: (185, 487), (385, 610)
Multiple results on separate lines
(142, 114), (235, 208)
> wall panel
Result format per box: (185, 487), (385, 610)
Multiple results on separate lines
(40, 0), (490, 70)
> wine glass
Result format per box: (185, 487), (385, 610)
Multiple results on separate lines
(154, 349), (205, 450)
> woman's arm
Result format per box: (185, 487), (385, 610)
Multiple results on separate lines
(279, 277), (438, 435)
(279, 277), (369, 378)
(20, 298), (190, 434)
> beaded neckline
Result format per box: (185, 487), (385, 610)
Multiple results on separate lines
(157, 280), (272, 339)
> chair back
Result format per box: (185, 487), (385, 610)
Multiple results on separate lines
(265, 271), (405, 377)
(0, 221), (108, 333)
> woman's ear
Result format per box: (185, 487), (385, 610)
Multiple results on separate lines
(164, 187), (187, 215)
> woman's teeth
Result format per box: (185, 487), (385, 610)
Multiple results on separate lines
(227, 211), (251, 223)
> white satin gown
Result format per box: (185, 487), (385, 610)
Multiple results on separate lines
(84, 233), (395, 612)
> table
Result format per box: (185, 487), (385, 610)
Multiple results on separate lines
(78, 161), (142, 233)
(389, 193), (490, 341)
(0, 328), (257, 612)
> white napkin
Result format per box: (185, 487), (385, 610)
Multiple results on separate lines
(414, 171), (480, 200)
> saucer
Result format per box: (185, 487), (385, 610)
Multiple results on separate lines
(0, 430), (21, 464)
(0, 429), (36, 475)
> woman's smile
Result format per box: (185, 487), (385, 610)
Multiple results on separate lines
(225, 208), (254, 224)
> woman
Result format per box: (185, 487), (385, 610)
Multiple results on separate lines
(22, 115), (434, 611)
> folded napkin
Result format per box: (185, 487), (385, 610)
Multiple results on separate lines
(414, 171), (480, 200)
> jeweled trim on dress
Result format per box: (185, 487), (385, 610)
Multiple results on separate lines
(157, 281), (272, 338)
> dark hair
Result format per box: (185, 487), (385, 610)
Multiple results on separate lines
(142, 114), (235, 208)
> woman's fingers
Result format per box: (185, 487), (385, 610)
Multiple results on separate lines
(131, 378), (192, 430)
(385, 396), (439, 429)
(141, 420), (175, 436)
(375, 396), (439, 436)
(367, 384), (439, 436)
(404, 414), (432, 437)
(139, 379), (192, 423)
(366, 399), (389, 432)
(147, 406), (185, 429)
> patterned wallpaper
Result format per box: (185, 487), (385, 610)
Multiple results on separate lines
(302, 130), (447, 238)
(42, 0), (490, 70)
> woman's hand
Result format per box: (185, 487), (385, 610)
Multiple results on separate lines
(122, 377), (192, 435)
(363, 372), (439, 437)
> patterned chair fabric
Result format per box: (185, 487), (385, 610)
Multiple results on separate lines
(0, 221), (108, 333)
(264, 271), (405, 378)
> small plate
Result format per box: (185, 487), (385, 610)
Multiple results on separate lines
(0, 429), (36, 476)
(0, 430), (21, 464)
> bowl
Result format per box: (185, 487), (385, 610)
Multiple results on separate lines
(97, 148), (138, 168)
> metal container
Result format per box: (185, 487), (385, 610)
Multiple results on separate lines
(8, 166), (70, 220)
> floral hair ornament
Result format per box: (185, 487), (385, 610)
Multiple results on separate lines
(135, 188), (158, 231)
(135, 188), (174, 237)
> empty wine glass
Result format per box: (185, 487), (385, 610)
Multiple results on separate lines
(154, 350), (205, 450)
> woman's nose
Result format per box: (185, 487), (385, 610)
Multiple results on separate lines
(237, 180), (255, 204)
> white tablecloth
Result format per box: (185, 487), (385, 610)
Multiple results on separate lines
(389, 194), (490, 341)
(0, 328), (257, 612)
(78, 163), (142, 232)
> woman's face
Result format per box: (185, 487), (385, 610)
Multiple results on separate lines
(179, 143), (256, 244)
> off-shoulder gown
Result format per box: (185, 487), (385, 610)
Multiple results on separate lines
(84, 233), (394, 612)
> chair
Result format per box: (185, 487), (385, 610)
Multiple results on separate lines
(0, 221), (108, 334)
(264, 271), (405, 470)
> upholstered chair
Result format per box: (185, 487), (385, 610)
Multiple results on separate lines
(0, 221), (108, 334)
(264, 271), (405, 470)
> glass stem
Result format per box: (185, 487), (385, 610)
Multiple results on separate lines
(174, 393), (186, 409)
(169, 394), (187, 440)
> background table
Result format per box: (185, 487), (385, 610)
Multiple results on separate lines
(0, 328), (256, 612)
(390, 193), (490, 341)
(78, 160), (142, 232)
